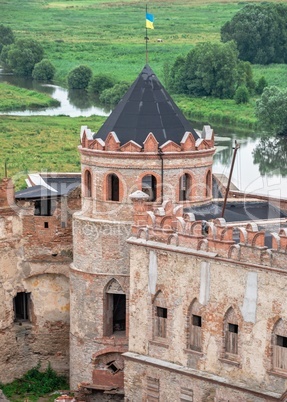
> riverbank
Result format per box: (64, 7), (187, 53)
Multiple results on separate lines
(0, 83), (60, 111)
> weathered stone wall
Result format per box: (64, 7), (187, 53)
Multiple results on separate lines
(70, 216), (130, 389)
(126, 239), (287, 399)
(124, 356), (276, 402)
(0, 179), (80, 383)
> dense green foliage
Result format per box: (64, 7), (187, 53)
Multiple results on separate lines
(0, 25), (14, 53)
(99, 82), (130, 105)
(255, 86), (287, 135)
(67, 65), (93, 89)
(0, 363), (69, 400)
(32, 59), (56, 81)
(221, 3), (287, 64)
(168, 41), (254, 99)
(89, 74), (115, 95)
(234, 85), (249, 104)
(1, 39), (44, 76)
(255, 76), (268, 95)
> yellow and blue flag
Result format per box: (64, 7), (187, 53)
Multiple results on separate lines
(146, 13), (154, 29)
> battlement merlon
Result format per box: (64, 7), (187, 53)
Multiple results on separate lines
(128, 195), (287, 271)
(79, 126), (215, 155)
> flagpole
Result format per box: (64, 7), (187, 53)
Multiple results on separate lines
(146, 4), (148, 64)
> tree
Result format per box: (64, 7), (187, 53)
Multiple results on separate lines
(32, 59), (55, 81)
(256, 76), (268, 95)
(88, 74), (115, 95)
(237, 61), (255, 94)
(234, 85), (249, 104)
(99, 82), (129, 105)
(183, 41), (239, 98)
(67, 65), (92, 89)
(0, 25), (14, 53)
(1, 39), (44, 76)
(168, 55), (186, 93)
(221, 3), (287, 64)
(255, 86), (287, 135)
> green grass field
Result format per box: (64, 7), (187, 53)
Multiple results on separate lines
(1, 0), (287, 186)
(0, 115), (104, 187)
(0, 0), (284, 83)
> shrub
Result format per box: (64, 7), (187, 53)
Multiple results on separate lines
(32, 59), (56, 81)
(0, 25), (14, 53)
(0, 362), (69, 399)
(88, 74), (115, 95)
(234, 85), (249, 104)
(99, 82), (129, 105)
(256, 76), (268, 95)
(67, 65), (92, 89)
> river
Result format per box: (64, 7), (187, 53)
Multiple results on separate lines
(1, 72), (287, 198)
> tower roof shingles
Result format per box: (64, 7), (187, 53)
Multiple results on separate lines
(95, 65), (199, 146)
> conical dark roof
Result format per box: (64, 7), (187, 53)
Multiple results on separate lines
(95, 65), (199, 145)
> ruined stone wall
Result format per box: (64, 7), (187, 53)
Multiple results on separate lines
(126, 239), (287, 399)
(0, 179), (80, 383)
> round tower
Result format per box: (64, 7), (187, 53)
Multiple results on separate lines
(70, 65), (215, 395)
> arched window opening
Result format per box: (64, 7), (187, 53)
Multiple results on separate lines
(224, 307), (239, 357)
(206, 170), (211, 198)
(13, 292), (31, 322)
(187, 299), (202, 352)
(85, 170), (92, 197)
(153, 291), (167, 339)
(142, 175), (157, 202)
(273, 319), (287, 372)
(179, 173), (192, 201)
(107, 173), (119, 201)
(104, 279), (126, 337)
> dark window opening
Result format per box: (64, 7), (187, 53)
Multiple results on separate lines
(155, 306), (167, 338)
(61, 221), (66, 228)
(44, 222), (49, 228)
(107, 174), (119, 201)
(206, 171), (211, 197)
(277, 335), (287, 348)
(228, 323), (238, 334)
(192, 314), (202, 327)
(156, 307), (167, 319)
(34, 199), (53, 216)
(113, 294), (126, 332)
(13, 292), (31, 321)
(85, 170), (92, 197)
(106, 361), (120, 374)
(142, 175), (157, 202)
(179, 174), (191, 201)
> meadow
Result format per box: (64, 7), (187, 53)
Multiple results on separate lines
(1, 0), (286, 83)
(0, 84), (60, 111)
(1, 0), (287, 185)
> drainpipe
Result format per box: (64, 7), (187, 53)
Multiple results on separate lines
(158, 148), (164, 203)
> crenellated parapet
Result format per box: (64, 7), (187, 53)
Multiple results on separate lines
(80, 126), (214, 154)
(129, 195), (287, 270)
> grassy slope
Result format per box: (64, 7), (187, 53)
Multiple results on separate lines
(0, 83), (60, 111)
(0, 115), (104, 187)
